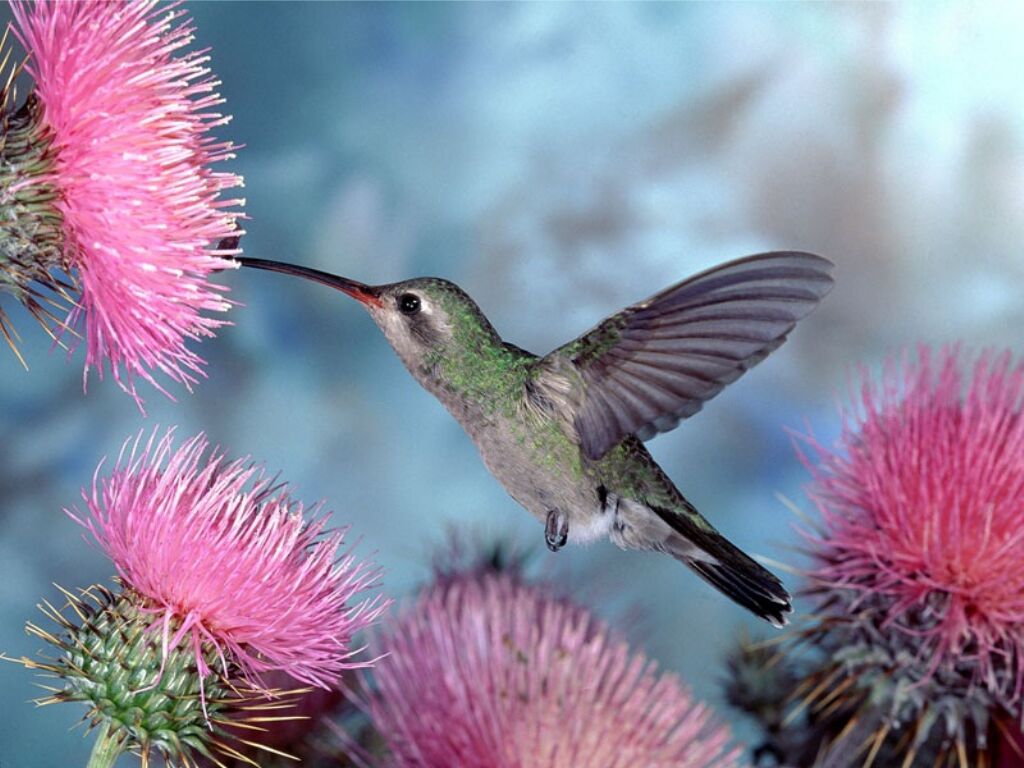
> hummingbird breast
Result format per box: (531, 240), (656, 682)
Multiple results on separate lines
(444, 387), (620, 543)
(411, 337), (660, 544)
(473, 421), (617, 542)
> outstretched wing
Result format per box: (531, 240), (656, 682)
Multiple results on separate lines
(543, 251), (834, 460)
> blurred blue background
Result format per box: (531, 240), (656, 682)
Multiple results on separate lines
(3, 2), (1024, 765)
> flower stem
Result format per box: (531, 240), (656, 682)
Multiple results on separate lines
(86, 723), (124, 768)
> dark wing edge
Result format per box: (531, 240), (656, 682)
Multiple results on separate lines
(651, 502), (793, 627)
(563, 251), (834, 460)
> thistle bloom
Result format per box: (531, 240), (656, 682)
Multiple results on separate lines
(203, 535), (536, 768)
(4, 0), (243, 403)
(74, 429), (389, 691)
(368, 571), (743, 768)
(791, 346), (1024, 764)
(13, 429), (388, 767)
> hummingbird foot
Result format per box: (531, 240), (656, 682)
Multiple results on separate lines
(545, 509), (569, 552)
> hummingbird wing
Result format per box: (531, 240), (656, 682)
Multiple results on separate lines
(541, 251), (834, 460)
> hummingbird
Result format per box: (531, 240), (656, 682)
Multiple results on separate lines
(237, 251), (833, 626)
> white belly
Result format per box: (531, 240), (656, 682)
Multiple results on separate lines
(567, 506), (616, 544)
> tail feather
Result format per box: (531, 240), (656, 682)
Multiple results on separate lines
(686, 557), (791, 628)
(649, 503), (793, 627)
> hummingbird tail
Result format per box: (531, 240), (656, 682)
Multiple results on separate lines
(649, 504), (793, 627)
(683, 551), (792, 628)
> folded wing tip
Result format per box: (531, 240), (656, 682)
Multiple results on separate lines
(766, 250), (836, 300)
(761, 249), (834, 267)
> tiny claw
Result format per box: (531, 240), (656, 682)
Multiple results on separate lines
(545, 510), (569, 552)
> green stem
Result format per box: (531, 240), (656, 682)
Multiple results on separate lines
(86, 723), (123, 768)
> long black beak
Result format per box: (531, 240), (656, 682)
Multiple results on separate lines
(236, 256), (382, 307)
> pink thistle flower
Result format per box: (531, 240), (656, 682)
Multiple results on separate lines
(70, 428), (390, 695)
(368, 572), (743, 768)
(9, 0), (243, 404)
(791, 345), (1024, 762)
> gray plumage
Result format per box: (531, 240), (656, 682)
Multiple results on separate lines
(238, 251), (835, 626)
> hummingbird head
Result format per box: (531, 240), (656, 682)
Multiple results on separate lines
(237, 257), (500, 382)
(363, 277), (500, 373)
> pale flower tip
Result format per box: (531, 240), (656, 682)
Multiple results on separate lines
(7, 0), (245, 398)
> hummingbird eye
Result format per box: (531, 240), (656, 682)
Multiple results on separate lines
(398, 293), (421, 315)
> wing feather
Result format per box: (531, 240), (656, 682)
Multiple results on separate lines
(542, 251), (834, 459)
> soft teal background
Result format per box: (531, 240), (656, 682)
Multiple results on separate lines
(3, 2), (1024, 765)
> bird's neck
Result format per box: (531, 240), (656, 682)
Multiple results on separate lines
(423, 309), (532, 414)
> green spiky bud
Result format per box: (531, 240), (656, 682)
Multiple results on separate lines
(724, 639), (797, 730)
(0, 93), (66, 286)
(58, 586), (230, 760)
(14, 584), (302, 768)
(0, 37), (72, 363)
